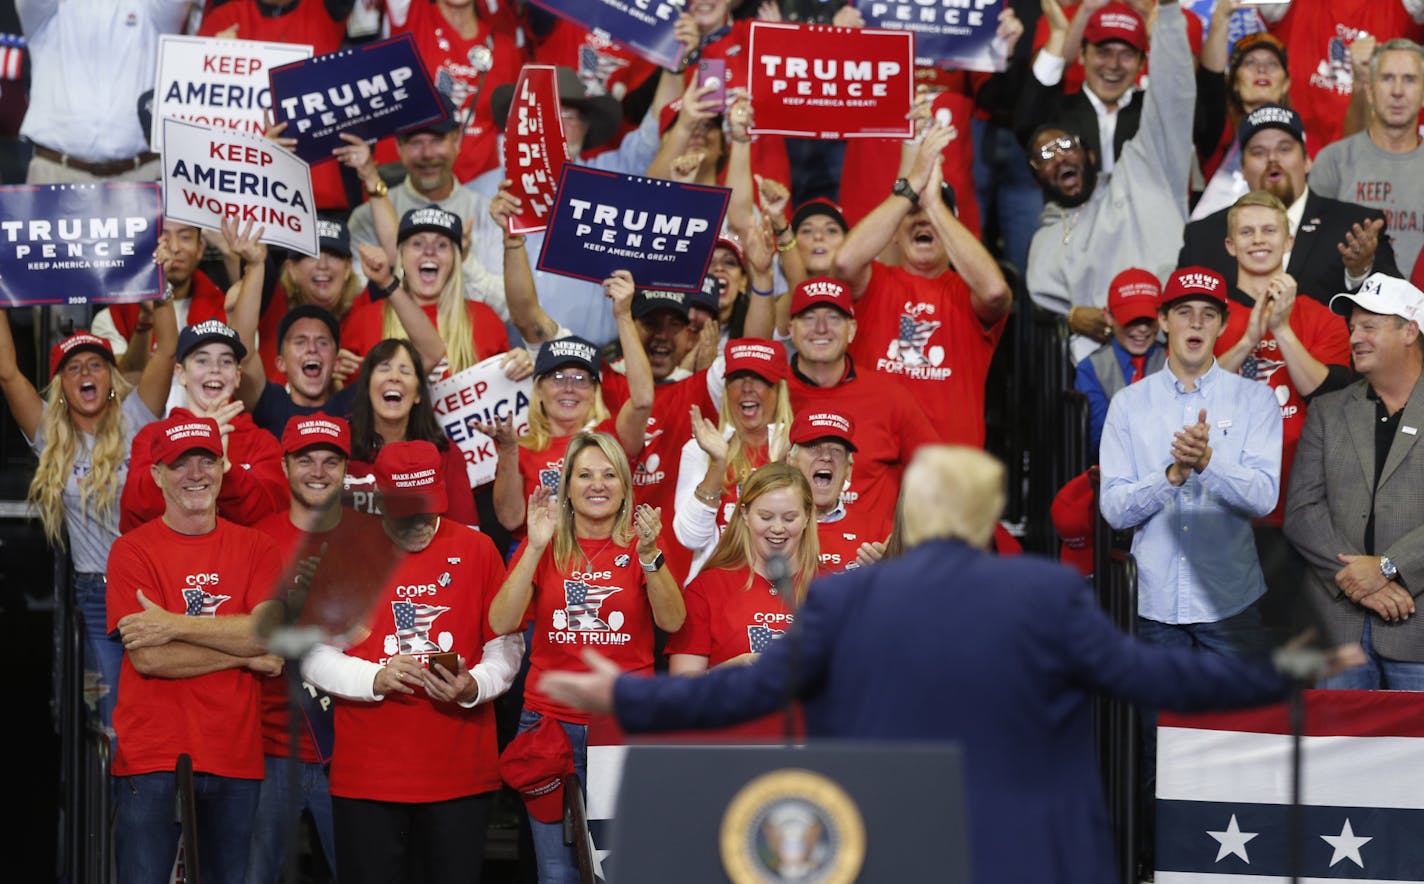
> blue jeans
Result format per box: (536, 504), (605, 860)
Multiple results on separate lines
(1319, 618), (1424, 690)
(115, 770), (261, 884)
(971, 117), (1043, 274)
(517, 708), (588, 884)
(244, 756), (336, 884)
(75, 571), (122, 737)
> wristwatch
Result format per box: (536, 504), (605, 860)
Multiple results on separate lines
(365, 177), (388, 199)
(1380, 556), (1398, 580)
(640, 551), (665, 573)
(891, 177), (920, 207)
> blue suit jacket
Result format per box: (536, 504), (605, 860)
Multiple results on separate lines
(615, 540), (1287, 884)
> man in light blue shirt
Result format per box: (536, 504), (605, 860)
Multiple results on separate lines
(1100, 265), (1282, 658)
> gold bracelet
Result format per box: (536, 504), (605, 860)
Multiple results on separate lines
(776, 238), (796, 253)
(693, 486), (720, 506)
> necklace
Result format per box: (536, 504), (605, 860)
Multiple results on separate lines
(579, 534), (617, 569)
(1061, 207), (1082, 245)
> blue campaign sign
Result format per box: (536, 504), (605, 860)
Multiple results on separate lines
(0, 182), (162, 307)
(862, 0), (1006, 72)
(530, 0), (686, 70)
(537, 166), (729, 292)
(268, 33), (446, 165)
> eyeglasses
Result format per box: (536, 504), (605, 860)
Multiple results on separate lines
(1031, 135), (1081, 165)
(546, 370), (593, 389)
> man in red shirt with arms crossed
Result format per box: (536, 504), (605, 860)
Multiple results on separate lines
(107, 414), (284, 884)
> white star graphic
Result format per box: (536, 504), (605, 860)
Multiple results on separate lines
(1321, 818), (1373, 868)
(1207, 814), (1259, 863)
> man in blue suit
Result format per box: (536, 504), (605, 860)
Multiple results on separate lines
(541, 446), (1298, 884)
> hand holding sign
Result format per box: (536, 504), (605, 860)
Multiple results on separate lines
(220, 216), (267, 267)
(500, 348), (535, 381)
(604, 269), (636, 317)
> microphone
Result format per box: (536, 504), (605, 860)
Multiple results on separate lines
(765, 553), (798, 745)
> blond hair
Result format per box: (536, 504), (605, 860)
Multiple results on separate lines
(1227, 189), (1289, 236)
(714, 379), (792, 492)
(553, 432), (635, 572)
(519, 379), (612, 452)
(703, 463), (819, 601)
(384, 259), (480, 374)
(279, 259), (363, 322)
(28, 369), (135, 548)
(899, 446), (1005, 550)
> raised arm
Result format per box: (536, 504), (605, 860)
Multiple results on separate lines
(922, 161), (1011, 325)
(488, 489), (556, 635)
(136, 298), (179, 419)
(491, 181), (561, 344)
(336, 133), (398, 265)
(222, 218), (270, 411)
(0, 307), (42, 437)
(609, 271), (654, 460)
(834, 125), (955, 297)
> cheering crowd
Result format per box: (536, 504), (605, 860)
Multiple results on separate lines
(7, 0), (1424, 881)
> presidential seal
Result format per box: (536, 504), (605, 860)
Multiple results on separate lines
(719, 768), (865, 884)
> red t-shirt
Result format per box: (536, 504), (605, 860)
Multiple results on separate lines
(1270, 0), (1424, 156)
(788, 359), (938, 525)
(394, 1), (524, 182)
(339, 298), (510, 380)
(199, 0), (352, 210)
(327, 519), (508, 801)
(107, 518), (281, 778)
(345, 441), (480, 526)
(816, 508), (891, 575)
(1214, 292), (1351, 525)
(847, 261), (1005, 448)
(251, 507), (389, 762)
(516, 536), (656, 724)
(121, 409), (288, 533)
(601, 366), (715, 582)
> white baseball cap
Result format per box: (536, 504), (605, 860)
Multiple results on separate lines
(1330, 273), (1424, 325)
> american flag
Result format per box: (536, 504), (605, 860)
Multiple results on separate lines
(747, 624), (784, 653)
(540, 467), (562, 489)
(564, 580), (622, 631)
(182, 588), (229, 617)
(392, 600), (449, 654)
(1156, 690), (1424, 882)
(0, 35), (23, 82)
(897, 314), (941, 356)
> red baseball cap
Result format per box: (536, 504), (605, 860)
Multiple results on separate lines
(1161, 266), (1229, 312)
(49, 331), (115, 377)
(789, 410), (857, 452)
(1084, 3), (1147, 53)
(1106, 268), (1162, 325)
(790, 277), (854, 318)
(500, 717), (575, 824)
(374, 440), (448, 518)
(150, 414), (223, 466)
(281, 415), (351, 457)
(725, 338), (786, 385)
(1051, 468), (1097, 578)
(716, 235), (745, 267)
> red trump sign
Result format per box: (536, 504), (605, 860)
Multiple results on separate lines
(747, 22), (915, 140)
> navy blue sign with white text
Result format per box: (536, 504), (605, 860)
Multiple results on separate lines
(0, 183), (162, 306)
(862, 0), (1007, 72)
(268, 34), (447, 165)
(537, 167), (728, 292)
(529, 0), (686, 70)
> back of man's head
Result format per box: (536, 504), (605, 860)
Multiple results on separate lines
(900, 447), (1005, 551)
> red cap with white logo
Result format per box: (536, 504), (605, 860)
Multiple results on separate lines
(789, 410), (857, 451)
(150, 414), (223, 465)
(281, 415), (351, 457)
(374, 440), (448, 518)
(790, 277), (854, 318)
(725, 338), (787, 385)
(1161, 266), (1229, 313)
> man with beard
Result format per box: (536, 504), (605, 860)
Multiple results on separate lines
(1177, 104), (1398, 308)
(1026, 0), (1196, 363)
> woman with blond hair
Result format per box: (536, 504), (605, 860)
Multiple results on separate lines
(489, 431), (683, 884)
(483, 271), (653, 535)
(0, 300), (176, 732)
(668, 462), (818, 678)
(674, 338), (793, 579)
(342, 206), (523, 382)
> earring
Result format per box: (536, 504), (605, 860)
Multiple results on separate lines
(108, 388), (116, 401)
